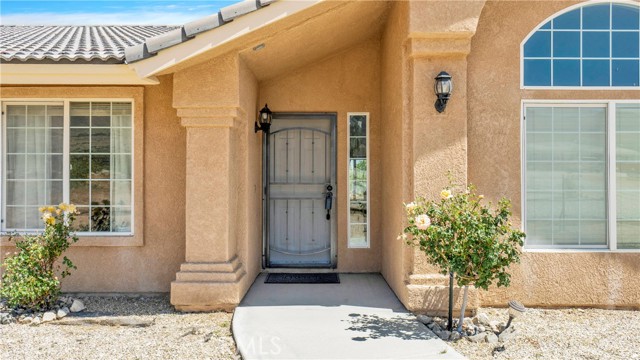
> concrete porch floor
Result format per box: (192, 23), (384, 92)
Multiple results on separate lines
(232, 273), (464, 359)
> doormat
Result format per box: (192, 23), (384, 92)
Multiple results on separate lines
(265, 273), (340, 284)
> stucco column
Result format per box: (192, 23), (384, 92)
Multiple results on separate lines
(170, 107), (247, 312)
(401, 1), (486, 316)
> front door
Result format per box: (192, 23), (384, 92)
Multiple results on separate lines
(265, 114), (336, 267)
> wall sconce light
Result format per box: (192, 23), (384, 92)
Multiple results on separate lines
(434, 71), (453, 113)
(255, 103), (272, 133)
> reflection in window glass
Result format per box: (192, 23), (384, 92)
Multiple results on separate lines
(523, 3), (640, 87)
(616, 104), (640, 249)
(348, 114), (369, 248)
(69, 102), (133, 233)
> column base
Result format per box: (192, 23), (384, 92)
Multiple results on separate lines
(170, 256), (249, 312)
(405, 274), (479, 316)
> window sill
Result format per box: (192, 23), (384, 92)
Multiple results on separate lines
(1, 234), (143, 247)
(524, 247), (640, 253)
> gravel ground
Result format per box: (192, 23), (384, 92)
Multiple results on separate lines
(0, 295), (237, 360)
(450, 307), (640, 360)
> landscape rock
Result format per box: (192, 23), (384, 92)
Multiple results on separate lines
(18, 316), (32, 325)
(467, 332), (486, 343)
(499, 326), (518, 342)
(478, 325), (486, 333)
(416, 314), (432, 325)
(486, 332), (499, 344)
(449, 331), (462, 341)
(30, 316), (41, 325)
(57, 307), (70, 319)
(427, 322), (441, 332)
(70, 299), (85, 313)
(437, 330), (451, 340)
(462, 317), (474, 328)
(42, 312), (56, 323)
(489, 320), (502, 333)
(474, 313), (491, 326)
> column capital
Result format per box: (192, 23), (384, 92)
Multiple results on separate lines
(406, 32), (474, 59)
(177, 106), (247, 128)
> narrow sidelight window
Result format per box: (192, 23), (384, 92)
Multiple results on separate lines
(347, 113), (369, 248)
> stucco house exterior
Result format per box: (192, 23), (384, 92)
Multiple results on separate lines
(1, 0), (639, 313)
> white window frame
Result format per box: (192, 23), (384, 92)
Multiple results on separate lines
(1, 98), (135, 237)
(347, 112), (370, 249)
(521, 99), (640, 252)
(520, 0), (640, 90)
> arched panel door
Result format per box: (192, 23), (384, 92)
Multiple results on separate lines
(265, 115), (336, 267)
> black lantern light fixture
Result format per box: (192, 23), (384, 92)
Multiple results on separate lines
(255, 103), (273, 133)
(434, 71), (453, 113)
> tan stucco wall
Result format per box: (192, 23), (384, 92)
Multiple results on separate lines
(467, 0), (640, 309)
(259, 38), (382, 272)
(0, 77), (187, 292)
(380, 0), (412, 307)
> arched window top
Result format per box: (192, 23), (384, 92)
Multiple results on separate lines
(522, 1), (640, 88)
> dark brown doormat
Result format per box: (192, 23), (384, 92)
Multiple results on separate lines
(265, 273), (340, 284)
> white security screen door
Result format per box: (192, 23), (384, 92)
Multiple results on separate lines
(266, 114), (336, 267)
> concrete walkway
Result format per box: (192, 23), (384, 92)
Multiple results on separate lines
(232, 273), (464, 359)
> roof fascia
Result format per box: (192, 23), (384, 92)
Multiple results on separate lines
(0, 64), (159, 85)
(127, 0), (321, 78)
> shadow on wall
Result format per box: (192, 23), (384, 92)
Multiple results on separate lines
(343, 313), (436, 341)
(413, 285), (477, 317)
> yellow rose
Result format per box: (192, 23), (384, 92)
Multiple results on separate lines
(42, 213), (56, 225)
(47, 206), (56, 213)
(440, 189), (453, 200)
(68, 204), (77, 213)
(58, 203), (69, 212)
(478, 195), (485, 200)
(38, 206), (47, 213)
(405, 202), (418, 213)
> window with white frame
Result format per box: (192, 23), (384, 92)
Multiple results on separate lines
(523, 102), (640, 249)
(522, 2), (640, 88)
(347, 113), (369, 248)
(1, 101), (133, 234)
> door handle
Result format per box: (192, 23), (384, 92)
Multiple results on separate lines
(325, 185), (333, 220)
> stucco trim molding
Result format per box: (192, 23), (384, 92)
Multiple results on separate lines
(406, 33), (474, 59)
(177, 107), (246, 128)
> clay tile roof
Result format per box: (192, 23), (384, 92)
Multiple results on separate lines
(0, 25), (179, 63)
(1, 0), (278, 65)
(124, 0), (276, 64)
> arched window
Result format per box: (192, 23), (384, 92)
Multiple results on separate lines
(522, 1), (640, 88)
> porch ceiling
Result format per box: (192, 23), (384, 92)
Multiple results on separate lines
(239, 1), (390, 81)
(154, 1), (390, 81)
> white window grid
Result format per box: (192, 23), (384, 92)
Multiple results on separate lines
(521, 0), (640, 89)
(347, 112), (370, 249)
(521, 99), (640, 252)
(1, 99), (135, 236)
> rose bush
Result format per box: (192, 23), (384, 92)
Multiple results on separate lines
(401, 178), (525, 331)
(1, 203), (79, 310)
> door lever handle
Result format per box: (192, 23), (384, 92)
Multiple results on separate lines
(325, 185), (333, 220)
